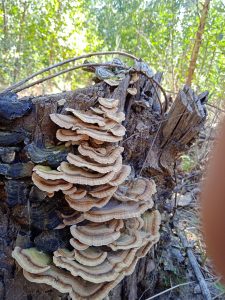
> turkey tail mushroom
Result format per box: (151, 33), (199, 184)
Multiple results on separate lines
(13, 95), (161, 300)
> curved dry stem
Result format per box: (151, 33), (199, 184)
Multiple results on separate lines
(13, 63), (130, 93)
(1, 51), (139, 94)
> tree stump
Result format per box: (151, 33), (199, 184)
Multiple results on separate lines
(0, 72), (207, 300)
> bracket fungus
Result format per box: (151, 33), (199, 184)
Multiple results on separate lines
(12, 96), (161, 299)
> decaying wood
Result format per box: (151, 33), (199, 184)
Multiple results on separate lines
(0, 71), (207, 299)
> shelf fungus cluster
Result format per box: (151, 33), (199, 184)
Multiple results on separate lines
(12, 97), (161, 299)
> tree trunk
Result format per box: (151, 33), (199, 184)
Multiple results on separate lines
(0, 72), (207, 300)
(186, 0), (211, 86)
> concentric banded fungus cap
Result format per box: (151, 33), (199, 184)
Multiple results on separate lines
(83, 200), (151, 223)
(89, 184), (117, 198)
(62, 186), (78, 195)
(99, 105), (118, 114)
(114, 178), (156, 203)
(78, 142), (124, 165)
(54, 248), (75, 260)
(98, 98), (119, 108)
(50, 114), (84, 130)
(56, 129), (89, 142)
(12, 246), (51, 274)
(135, 210), (161, 257)
(23, 266), (125, 300)
(54, 247), (107, 266)
(104, 111), (125, 123)
(142, 210), (161, 236)
(53, 248), (140, 284)
(107, 248), (137, 268)
(70, 219), (123, 247)
(90, 107), (125, 123)
(70, 238), (89, 250)
(51, 112), (123, 133)
(53, 255), (120, 283)
(109, 229), (143, 250)
(65, 194), (111, 212)
(63, 187), (87, 199)
(61, 211), (84, 226)
(109, 229), (154, 251)
(136, 236), (160, 258)
(125, 217), (144, 230)
(67, 153), (123, 174)
(65, 108), (106, 126)
(33, 165), (64, 180)
(58, 162), (116, 185)
(73, 247), (108, 267)
(76, 128), (123, 143)
(109, 165), (131, 186)
(32, 172), (73, 193)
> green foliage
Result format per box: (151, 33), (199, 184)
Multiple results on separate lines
(0, 0), (224, 101)
(180, 154), (196, 173)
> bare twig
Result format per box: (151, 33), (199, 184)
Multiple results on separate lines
(178, 231), (212, 300)
(144, 281), (195, 300)
(206, 103), (225, 113)
(1, 51), (139, 94)
(13, 63), (130, 93)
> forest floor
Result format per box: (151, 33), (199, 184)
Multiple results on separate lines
(144, 107), (225, 300)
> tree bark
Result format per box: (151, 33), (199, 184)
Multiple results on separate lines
(0, 73), (207, 300)
(186, 0), (211, 86)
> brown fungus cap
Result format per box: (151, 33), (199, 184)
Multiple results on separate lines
(65, 194), (111, 212)
(53, 255), (119, 283)
(53, 247), (141, 284)
(125, 217), (144, 230)
(114, 178), (156, 203)
(62, 186), (78, 195)
(67, 153), (123, 174)
(23, 266), (101, 298)
(104, 111), (125, 123)
(50, 113), (84, 130)
(12, 246), (51, 274)
(142, 210), (161, 236)
(54, 248), (75, 260)
(33, 165), (64, 180)
(32, 172), (73, 193)
(73, 247), (108, 267)
(90, 107), (125, 123)
(58, 162), (116, 185)
(76, 128), (123, 143)
(99, 105), (118, 114)
(66, 108), (106, 127)
(23, 266), (126, 300)
(83, 199), (152, 223)
(61, 211), (84, 226)
(89, 184), (117, 198)
(54, 247), (107, 266)
(108, 165), (131, 186)
(98, 97), (119, 108)
(70, 238), (89, 250)
(70, 220), (123, 247)
(56, 129), (89, 143)
(109, 229), (143, 251)
(78, 142), (124, 165)
(107, 248), (137, 268)
(63, 187), (87, 199)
